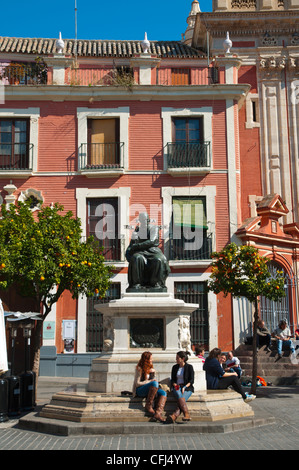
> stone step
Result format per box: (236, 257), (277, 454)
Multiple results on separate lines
(232, 345), (299, 384)
(241, 375), (299, 386)
(242, 367), (298, 376)
(38, 389), (255, 424)
(238, 356), (296, 364)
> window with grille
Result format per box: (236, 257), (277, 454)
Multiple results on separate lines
(87, 197), (121, 261)
(86, 283), (121, 352)
(259, 262), (291, 333)
(170, 196), (212, 260)
(174, 281), (209, 349)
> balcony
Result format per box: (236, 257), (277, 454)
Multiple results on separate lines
(78, 142), (125, 177)
(169, 233), (213, 263)
(0, 143), (33, 176)
(0, 61), (48, 85)
(166, 142), (211, 176)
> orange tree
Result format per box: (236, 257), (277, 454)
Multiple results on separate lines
(207, 243), (286, 394)
(0, 201), (113, 376)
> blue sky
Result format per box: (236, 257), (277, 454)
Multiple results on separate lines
(1, 0), (212, 41)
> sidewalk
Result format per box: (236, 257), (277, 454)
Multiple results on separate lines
(0, 377), (298, 450)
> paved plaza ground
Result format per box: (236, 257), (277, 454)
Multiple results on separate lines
(0, 378), (298, 453)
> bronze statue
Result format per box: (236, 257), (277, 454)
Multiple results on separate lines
(126, 212), (170, 291)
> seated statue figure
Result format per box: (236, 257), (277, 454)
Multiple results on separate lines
(125, 212), (170, 291)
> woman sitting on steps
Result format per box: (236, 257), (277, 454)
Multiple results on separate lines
(203, 348), (256, 403)
(132, 351), (167, 423)
(169, 351), (194, 422)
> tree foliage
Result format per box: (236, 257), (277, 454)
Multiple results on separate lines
(0, 201), (113, 317)
(207, 242), (286, 394)
(207, 243), (286, 303)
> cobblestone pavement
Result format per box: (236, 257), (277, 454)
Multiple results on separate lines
(0, 383), (298, 452)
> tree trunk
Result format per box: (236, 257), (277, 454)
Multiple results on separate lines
(32, 319), (43, 389)
(251, 298), (259, 395)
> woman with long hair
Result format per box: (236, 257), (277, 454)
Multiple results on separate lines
(169, 351), (194, 422)
(132, 351), (167, 423)
(203, 348), (255, 402)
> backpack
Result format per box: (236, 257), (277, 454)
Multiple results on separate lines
(257, 375), (267, 386)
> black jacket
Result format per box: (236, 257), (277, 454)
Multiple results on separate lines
(171, 363), (194, 392)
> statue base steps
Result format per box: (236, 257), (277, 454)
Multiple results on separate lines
(39, 390), (254, 423)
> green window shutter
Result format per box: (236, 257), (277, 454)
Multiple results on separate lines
(172, 197), (208, 229)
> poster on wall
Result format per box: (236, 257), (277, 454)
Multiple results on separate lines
(64, 338), (75, 354)
(62, 320), (76, 354)
(43, 321), (55, 340)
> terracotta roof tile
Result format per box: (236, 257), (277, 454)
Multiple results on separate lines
(0, 37), (203, 58)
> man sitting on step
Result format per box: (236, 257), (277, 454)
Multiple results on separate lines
(256, 319), (272, 353)
(272, 320), (296, 359)
(225, 351), (242, 378)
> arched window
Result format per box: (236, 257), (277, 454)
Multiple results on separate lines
(259, 261), (292, 333)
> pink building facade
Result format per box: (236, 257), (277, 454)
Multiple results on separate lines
(0, 19), (265, 375)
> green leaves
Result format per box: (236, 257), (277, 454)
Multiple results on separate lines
(0, 201), (113, 315)
(207, 243), (286, 304)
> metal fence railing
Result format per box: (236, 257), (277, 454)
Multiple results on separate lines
(166, 142), (211, 169)
(79, 142), (124, 170)
(0, 143), (33, 170)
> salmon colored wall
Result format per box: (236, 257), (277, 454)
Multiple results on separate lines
(0, 96), (233, 349)
(217, 293), (234, 351)
(238, 66), (262, 221)
(55, 290), (78, 353)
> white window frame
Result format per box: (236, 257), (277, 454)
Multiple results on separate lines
(161, 107), (213, 171)
(76, 186), (131, 353)
(161, 185), (216, 265)
(0, 107), (40, 174)
(77, 107), (130, 171)
(245, 93), (260, 129)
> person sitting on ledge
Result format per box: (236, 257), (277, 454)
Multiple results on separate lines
(132, 351), (167, 423)
(225, 351), (242, 378)
(168, 351), (194, 422)
(256, 319), (272, 353)
(272, 320), (295, 359)
(203, 348), (256, 403)
(194, 345), (205, 363)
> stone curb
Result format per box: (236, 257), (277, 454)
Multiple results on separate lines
(17, 410), (275, 436)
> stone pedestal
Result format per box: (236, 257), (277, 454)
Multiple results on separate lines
(87, 292), (206, 393)
(39, 390), (254, 423)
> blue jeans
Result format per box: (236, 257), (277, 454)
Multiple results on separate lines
(228, 367), (242, 378)
(136, 380), (167, 398)
(172, 386), (192, 402)
(277, 339), (295, 355)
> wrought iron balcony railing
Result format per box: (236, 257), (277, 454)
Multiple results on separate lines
(78, 142), (124, 170)
(169, 233), (213, 261)
(0, 143), (33, 170)
(166, 142), (211, 169)
(0, 62), (48, 85)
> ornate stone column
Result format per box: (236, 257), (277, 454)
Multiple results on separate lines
(258, 54), (293, 223)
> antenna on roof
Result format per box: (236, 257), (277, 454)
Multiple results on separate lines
(74, 0), (78, 75)
(75, 0), (78, 43)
